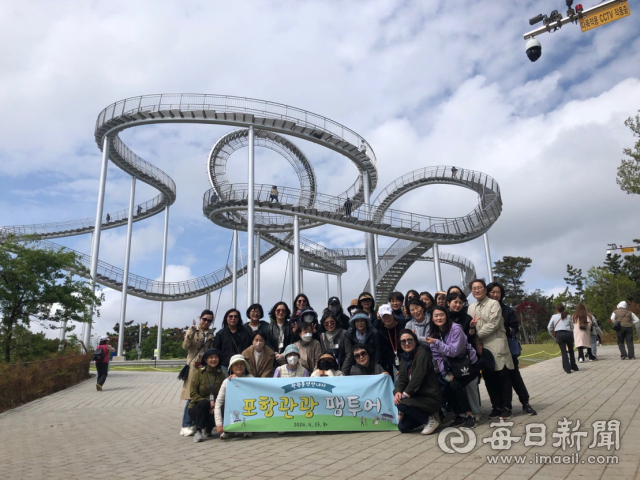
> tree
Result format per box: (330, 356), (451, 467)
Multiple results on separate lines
(564, 265), (585, 304)
(0, 235), (102, 362)
(617, 110), (640, 195)
(514, 301), (547, 344)
(604, 253), (623, 276)
(493, 256), (532, 305)
(584, 267), (637, 321)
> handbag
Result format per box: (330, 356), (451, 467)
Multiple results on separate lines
(178, 332), (208, 381)
(478, 347), (495, 371)
(447, 351), (475, 379)
(613, 322), (622, 332)
(552, 316), (562, 340)
(508, 336), (522, 357)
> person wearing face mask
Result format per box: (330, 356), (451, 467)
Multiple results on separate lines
(274, 344), (309, 377)
(188, 348), (225, 442)
(180, 310), (216, 437)
(244, 303), (273, 349)
(268, 301), (296, 364)
(311, 353), (344, 377)
(388, 292), (406, 321)
(319, 310), (353, 375)
(405, 299), (431, 348)
(294, 310), (322, 373)
(357, 292), (377, 327)
(346, 310), (381, 367)
(326, 297), (350, 330)
(350, 343), (387, 375)
(242, 331), (276, 378)
(215, 354), (254, 439)
(213, 309), (251, 376)
(377, 303), (407, 376)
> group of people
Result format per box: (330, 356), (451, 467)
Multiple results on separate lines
(179, 279), (538, 441)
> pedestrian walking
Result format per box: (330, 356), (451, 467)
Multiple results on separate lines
(572, 304), (596, 362)
(547, 304), (578, 374)
(136, 205), (142, 215)
(343, 197), (353, 217)
(610, 301), (639, 360)
(269, 186), (279, 202)
(451, 166), (458, 179)
(93, 336), (115, 391)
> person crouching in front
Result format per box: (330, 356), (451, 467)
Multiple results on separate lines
(189, 348), (225, 443)
(311, 353), (344, 377)
(274, 344), (309, 378)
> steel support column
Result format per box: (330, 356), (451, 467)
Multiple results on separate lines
(255, 233), (260, 303)
(484, 232), (494, 283)
(433, 242), (443, 292)
(293, 215), (301, 294)
(289, 253), (295, 306)
(156, 206), (169, 360)
(325, 274), (330, 305)
(117, 176), (136, 357)
(232, 230), (238, 308)
(337, 274), (342, 303)
(206, 292), (211, 310)
(363, 172), (376, 299)
(246, 126), (255, 308)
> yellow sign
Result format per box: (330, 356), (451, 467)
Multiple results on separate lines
(621, 247), (635, 253)
(580, 1), (631, 32)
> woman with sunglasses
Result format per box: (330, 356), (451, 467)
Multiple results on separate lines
(350, 343), (387, 375)
(179, 310), (215, 437)
(213, 309), (251, 376)
(393, 329), (442, 435)
(319, 309), (353, 375)
(268, 301), (296, 364)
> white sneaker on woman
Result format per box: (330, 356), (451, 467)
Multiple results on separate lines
(421, 415), (440, 435)
(183, 426), (196, 437)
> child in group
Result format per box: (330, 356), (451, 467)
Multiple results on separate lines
(274, 344), (309, 378)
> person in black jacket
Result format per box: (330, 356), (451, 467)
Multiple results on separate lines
(212, 309), (250, 375)
(244, 303), (273, 349)
(291, 293), (312, 324)
(268, 301), (297, 364)
(346, 310), (381, 367)
(377, 304), (407, 376)
(319, 309), (353, 375)
(326, 296), (350, 331)
(350, 343), (387, 375)
(358, 292), (377, 327)
(487, 282), (537, 416)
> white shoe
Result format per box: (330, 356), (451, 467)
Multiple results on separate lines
(194, 430), (203, 443)
(579, 358), (584, 363)
(421, 415), (440, 435)
(183, 426), (196, 437)
(220, 432), (230, 439)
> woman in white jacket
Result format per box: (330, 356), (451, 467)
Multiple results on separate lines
(215, 354), (253, 439)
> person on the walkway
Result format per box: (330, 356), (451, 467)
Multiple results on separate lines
(136, 205), (142, 215)
(268, 301), (295, 364)
(377, 303), (407, 376)
(319, 309), (353, 375)
(189, 348), (225, 442)
(394, 329), (442, 435)
(357, 292), (377, 327)
(487, 282), (537, 416)
(325, 296), (350, 331)
(311, 353), (344, 377)
(105, 213), (111, 222)
(212, 309), (250, 375)
(590, 315), (604, 360)
(426, 306), (479, 429)
(389, 291), (407, 321)
(572, 304), (595, 362)
(451, 166), (458, 179)
(405, 299), (431, 348)
(294, 310), (322, 372)
(242, 331), (276, 378)
(274, 344), (309, 377)
(94, 336), (115, 391)
(610, 301), (638, 360)
(547, 304), (578, 374)
(215, 354), (253, 439)
(350, 343), (387, 375)
(467, 279), (514, 420)
(180, 310), (215, 436)
(244, 304), (273, 349)
(269, 185), (279, 202)
(343, 197), (353, 217)
(346, 310), (381, 367)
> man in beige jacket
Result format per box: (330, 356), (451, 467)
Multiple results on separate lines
(468, 279), (514, 420)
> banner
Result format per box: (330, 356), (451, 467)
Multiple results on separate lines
(224, 375), (398, 432)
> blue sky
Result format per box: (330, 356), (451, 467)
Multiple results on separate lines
(1, 0), (639, 340)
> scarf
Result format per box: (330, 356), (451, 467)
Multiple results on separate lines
(355, 329), (366, 343)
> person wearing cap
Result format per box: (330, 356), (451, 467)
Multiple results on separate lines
(311, 353), (344, 377)
(244, 303), (273, 349)
(180, 309), (215, 436)
(357, 292), (377, 327)
(268, 301), (296, 364)
(350, 343), (387, 375)
(319, 309), (353, 375)
(242, 331), (276, 378)
(346, 310), (381, 367)
(405, 299), (431, 348)
(213, 309), (250, 375)
(94, 336), (115, 391)
(376, 303), (407, 376)
(347, 299), (359, 317)
(294, 309), (322, 372)
(189, 348), (225, 442)
(326, 296), (350, 330)
(274, 344), (309, 377)
(215, 354), (253, 439)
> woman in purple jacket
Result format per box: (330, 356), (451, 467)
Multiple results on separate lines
(426, 306), (479, 429)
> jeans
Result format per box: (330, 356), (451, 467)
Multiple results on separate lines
(188, 399), (216, 432)
(483, 367), (513, 410)
(182, 400), (195, 427)
(465, 376), (481, 415)
(397, 403), (436, 433)
(510, 356), (530, 406)
(96, 362), (109, 386)
(556, 330), (578, 373)
(617, 327), (635, 359)
(590, 334), (598, 356)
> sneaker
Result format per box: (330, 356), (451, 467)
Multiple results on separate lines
(179, 427), (190, 436)
(183, 426), (196, 437)
(244, 432), (253, 438)
(488, 408), (502, 419)
(461, 415), (477, 429)
(220, 432), (230, 439)
(450, 415), (466, 428)
(474, 413), (483, 423)
(522, 404), (537, 416)
(96, 383), (102, 391)
(421, 415), (440, 435)
(578, 358), (584, 363)
(500, 408), (512, 419)
(202, 430), (212, 438)
(621, 356), (628, 360)
(194, 430), (203, 443)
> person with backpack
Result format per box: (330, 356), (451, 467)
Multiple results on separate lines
(610, 301), (639, 360)
(93, 336), (115, 391)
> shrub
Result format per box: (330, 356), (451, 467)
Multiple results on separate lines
(535, 330), (554, 344)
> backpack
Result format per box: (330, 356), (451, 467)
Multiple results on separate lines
(92, 346), (105, 362)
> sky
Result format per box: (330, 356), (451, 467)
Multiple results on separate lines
(1, 0), (639, 342)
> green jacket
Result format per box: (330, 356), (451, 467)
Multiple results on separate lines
(189, 366), (225, 408)
(394, 346), (442, 414)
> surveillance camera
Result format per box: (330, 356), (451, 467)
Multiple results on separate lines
(526, 38), (542, 62)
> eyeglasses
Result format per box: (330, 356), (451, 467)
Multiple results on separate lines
(353, 352), (368, 359)
(324, 321), (336, 326)
(201, 318), (213, 323)
(296, 299), (306, 304)
(400, 339), (415, 345)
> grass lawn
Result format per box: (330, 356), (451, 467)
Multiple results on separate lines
(517, 343), (561, 367)
(90, 365), (182, 373)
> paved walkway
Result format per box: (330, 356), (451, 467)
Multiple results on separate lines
(1, 345), (639, 480)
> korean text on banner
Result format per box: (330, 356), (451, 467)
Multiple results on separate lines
(224, 375), (398, 432)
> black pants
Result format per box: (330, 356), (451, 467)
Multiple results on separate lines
(483, 367), (512, 410)
(510, 356), (529, 406)
(556, 330), (578, 373)
(188, 400), (216, 432)
(96, 362), (109, 386)
(617, 327), (635, 359)
(577, 347), (594, 361)
(269, 195), (278, 202)
(397, 403), (436, 433)
(444, 374), (476, 415)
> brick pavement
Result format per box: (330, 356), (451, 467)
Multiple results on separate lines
(1, 345), (639, 480)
